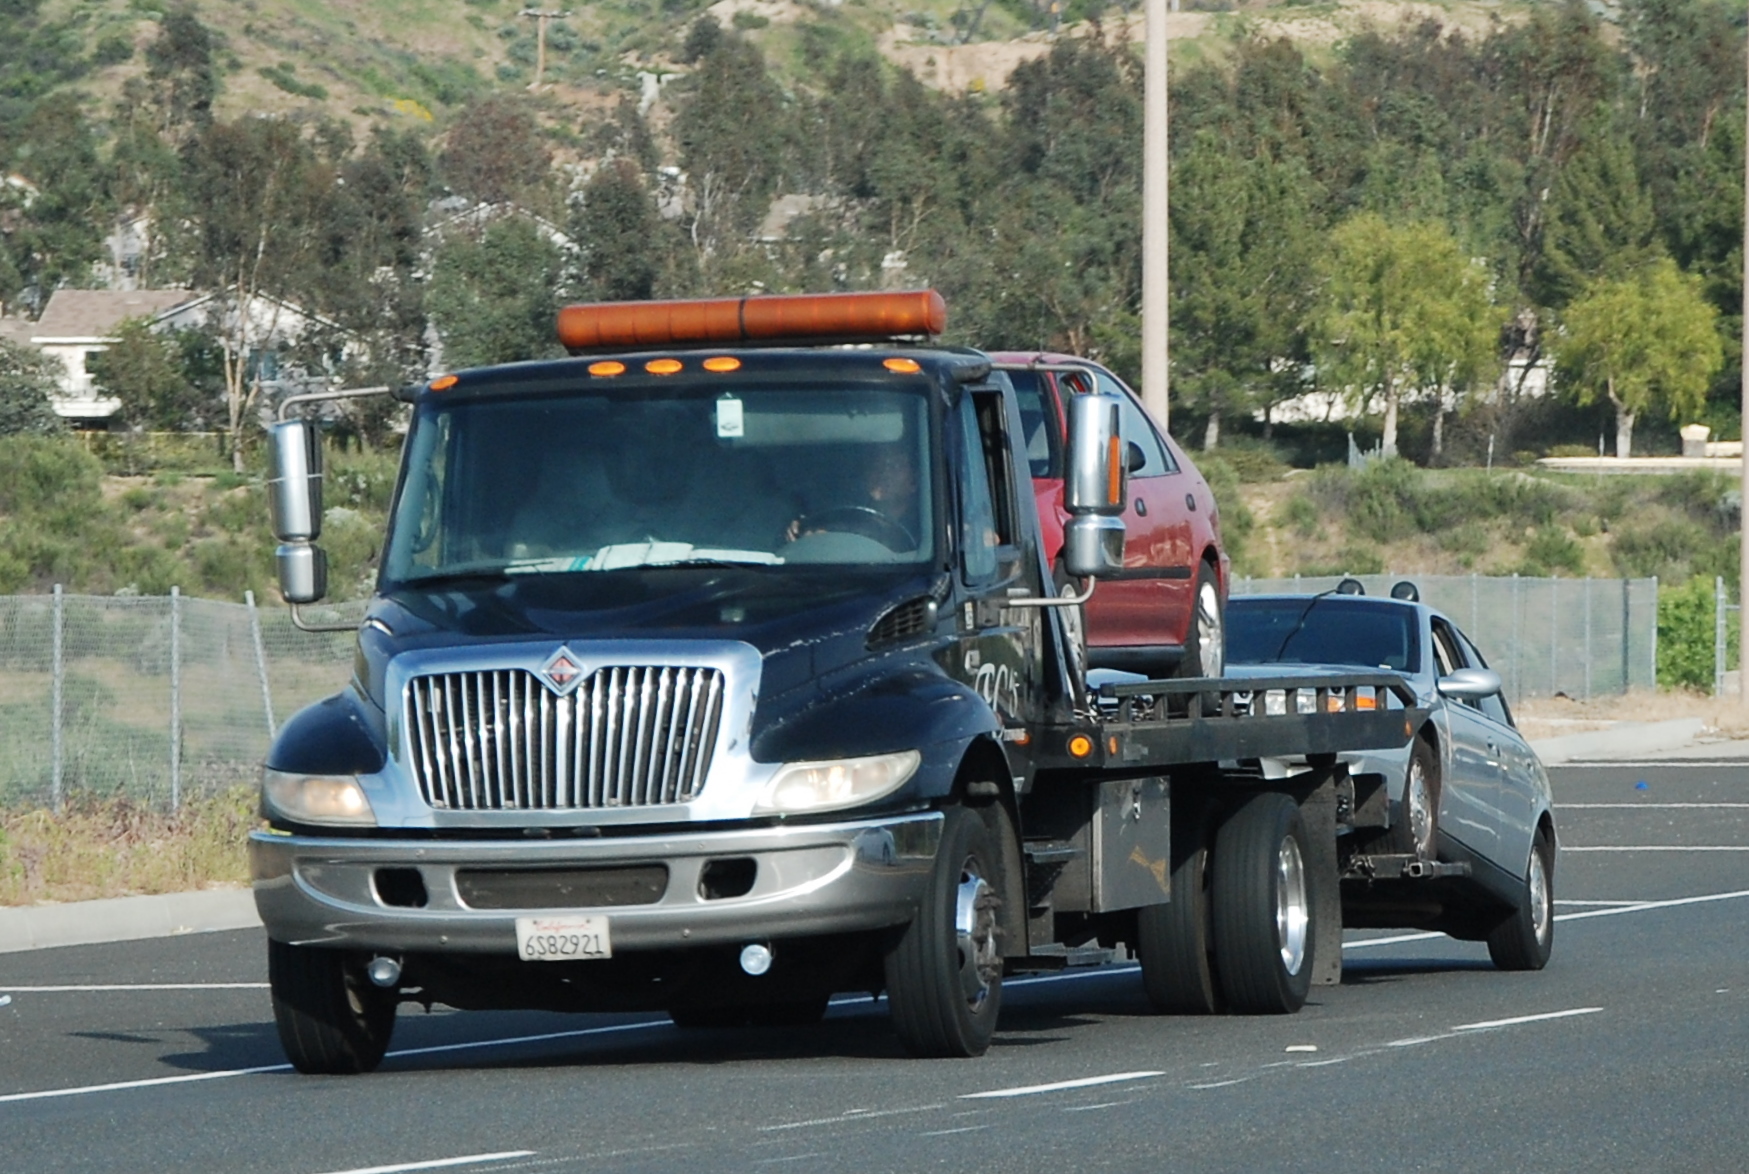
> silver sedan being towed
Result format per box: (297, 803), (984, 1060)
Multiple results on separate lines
(1222, 585), (1557, 970)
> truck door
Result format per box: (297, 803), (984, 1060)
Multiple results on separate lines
(1430, 617), (1502, 863)
(945, 388), (1041, 741)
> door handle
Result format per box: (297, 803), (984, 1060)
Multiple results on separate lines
(1135, 498), (1147, 516)
(1185, 493), (1197, 511)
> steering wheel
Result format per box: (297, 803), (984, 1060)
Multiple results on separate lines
(793, 506), (916, 552)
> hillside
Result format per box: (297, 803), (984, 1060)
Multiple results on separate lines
(31, 0), (1534, 134)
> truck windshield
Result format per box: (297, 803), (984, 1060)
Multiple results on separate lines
(382, 380), (936, 587)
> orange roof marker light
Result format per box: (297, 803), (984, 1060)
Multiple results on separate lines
(588, 360), (626, 377)
(557, 290), (947, 354)
(645, 358), (684, 375)
(702, 356), (742, 372)
(883, 357), (922, 374)
(429, 374), (459, 392)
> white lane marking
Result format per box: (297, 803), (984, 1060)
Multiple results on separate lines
(1188, 1078), (1250, 1090)
(1297, 1057), (1351, 1068)
(313, 1152), (533, 1174)
(0, 983), (269, 992)
(1562, 846), (1749, 852)
(1383, 1035), (1452, 1048)
(1551, 889), (1749, 921)
(1346, 888), (1749, 953)
(0, 1018), (671, 1105)
(1561, 803), (1749, 808)
(918, 1126), (989, 1136)
(961, 1071), (1164, 1100)
(761, 1105), (941, 1132)
(1553, 899), (1642, 906)
(1555, 761), (1749, 768)
(1453, 1007), (1603, 1032)
(1062, 1100), (1136, 1112)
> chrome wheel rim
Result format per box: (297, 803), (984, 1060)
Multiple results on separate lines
(1276, 837), (1309, 976)
(1405, 757), (1433, 859)
(1528, 847), (1551, 943)
(955, 860), (1001, 1009)
(1196, 580), (1224, 678)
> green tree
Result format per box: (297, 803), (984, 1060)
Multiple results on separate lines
(437, 96), (553, 211)
(1171, 132), (1319, 448)
(426, 217), (566, 370)
(184, 117), (337, 470)
(573, 158), (661, 302)
(88, 318), (212, 431)
(1313, 214), (1502, 457)
(143, 6), (217, 144)
(0, 339), (65, 436)
(1553, 258), (1722, 458)
(670, 25), (789, 272)
(1533, 128), (1659, 308)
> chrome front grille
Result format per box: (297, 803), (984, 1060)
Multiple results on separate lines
(405, 666), (725, 810)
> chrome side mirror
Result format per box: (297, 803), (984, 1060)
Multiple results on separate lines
(267, 420), (328, 605)
(267, 420), (323, 541)
(1437, 667), (1502, 701)
(1062, 390), (1127, 579)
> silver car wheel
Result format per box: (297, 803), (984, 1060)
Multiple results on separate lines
(1528, 844), (1551, 944)
(1276, 837), (1309, 976)
(1196, 578), (1224, 678)
(1405, 756), (1434, 859)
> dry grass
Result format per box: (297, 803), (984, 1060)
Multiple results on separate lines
(1515, 689), (1749, 743)
(0, 787), (256, 907)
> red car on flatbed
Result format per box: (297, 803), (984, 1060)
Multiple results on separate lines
(990, 352), (1230, 679)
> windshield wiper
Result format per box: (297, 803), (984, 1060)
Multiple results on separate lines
(1271, 588), (1338, 661)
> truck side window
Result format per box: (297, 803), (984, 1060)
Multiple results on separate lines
(1005, 370), (1061, 479)
(955, 394), (1007, 584)
(1097, 372), (1177, 475)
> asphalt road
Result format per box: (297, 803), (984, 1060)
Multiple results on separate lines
(2, 761), (1744, 1174)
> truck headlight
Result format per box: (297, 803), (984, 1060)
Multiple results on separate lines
(261, 767), (377, 826)
(753, 750), (922, 815)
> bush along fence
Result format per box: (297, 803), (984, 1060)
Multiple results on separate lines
(1231, 575), (1660, 703)
(0, 590), (362, 812)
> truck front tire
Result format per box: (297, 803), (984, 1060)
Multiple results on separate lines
(1211, 792), (1314, 1014)
(884, 804), (1006, 1057)
(268, 939), (397, 1075)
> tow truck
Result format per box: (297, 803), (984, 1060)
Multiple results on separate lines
(253, 290), (1427, 1072)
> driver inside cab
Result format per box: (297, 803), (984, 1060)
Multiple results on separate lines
(784, 443), (920, 554)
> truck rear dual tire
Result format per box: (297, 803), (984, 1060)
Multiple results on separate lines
(1137, 829), (1222, 1015)
(884, 804), (1006, 1058)
(268, 939), (397, 1075)
(1210, 792), (1314, 1014)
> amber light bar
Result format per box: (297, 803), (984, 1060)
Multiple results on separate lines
(557, 290), (947, 353)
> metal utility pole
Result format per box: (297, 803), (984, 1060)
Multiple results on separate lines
(520, 9), (572, 90)
(1741, 28), (1749, 705)
(1142, 0), (1169, 429)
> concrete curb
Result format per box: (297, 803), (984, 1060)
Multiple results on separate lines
(0, 888), (260, 955)
(1530, 717), (1708, 766)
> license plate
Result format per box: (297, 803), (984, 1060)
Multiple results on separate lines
(515, 915), (611, 962)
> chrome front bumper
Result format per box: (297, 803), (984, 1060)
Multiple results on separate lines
(250, 811), (943, 954)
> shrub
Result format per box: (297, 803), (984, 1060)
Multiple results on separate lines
(1658, 576), (1719, 690)
(1521, 526), (1586, 576)
(1279, 493), (1320, 537)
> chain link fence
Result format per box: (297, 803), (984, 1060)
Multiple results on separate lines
(0, 576), (1658, 811)
(1231, 574), (1659, 704)
(0, 591), (362, 811)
